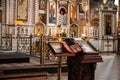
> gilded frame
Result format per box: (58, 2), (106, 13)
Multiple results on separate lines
(58, 1), (68, 25)
(70, 4), (77, 23)
(49, 1), (56, 24)
(69, 23), (78, 38)
(48, 42), (62, 54)
(39, 0), (46, 10)
(17, 0), (28, 21)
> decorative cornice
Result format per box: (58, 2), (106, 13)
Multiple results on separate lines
(100, 0), (117, 11)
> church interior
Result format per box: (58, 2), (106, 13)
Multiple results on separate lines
(0, 0), (120, 80)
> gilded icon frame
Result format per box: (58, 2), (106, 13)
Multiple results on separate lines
(17, 0), (28, 21)
(39, 0), (46, 10)
(49, 1), (56, 24)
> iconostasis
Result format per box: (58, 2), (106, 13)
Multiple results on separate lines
(38, 0), (102, 38)
(38, 0), (82, 37)
(1, 0), (106, 38)
(1, 0), (102, 38)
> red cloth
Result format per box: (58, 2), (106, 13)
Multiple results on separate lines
(61, 42), (74, 54)
(62, 42), (83, 54)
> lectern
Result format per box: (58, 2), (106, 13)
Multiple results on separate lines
(48, 41), (103, 80)
(67, 51), (102, 80)
(48, 42), (75, 80)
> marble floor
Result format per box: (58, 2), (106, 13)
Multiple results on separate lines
(95, 53), (120, 80)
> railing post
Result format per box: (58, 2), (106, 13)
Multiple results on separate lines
(17, 34), (19, 52)
(5, 34), (7, 49)
(10, 34), (12, 50)
(40, 35), (44, 66)
(30, 34), (32, 55)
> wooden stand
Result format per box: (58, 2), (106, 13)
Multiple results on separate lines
(48, 42), (103, 80)
(55, 53), (75, 80)
(67, 52), (103, 80)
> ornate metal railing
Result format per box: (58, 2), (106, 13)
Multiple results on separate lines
(1, 34), (67, 65)
(1, 34), (12, 50)
(18, 36), (31, 53)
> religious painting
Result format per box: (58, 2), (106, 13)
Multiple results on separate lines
(58, 1), (68, 25)
(39, 0), (46, 10)
(48, 42), (62, 54)
(69, 43), (83, 54)
(79, 4), (85, 21)
(70, 23), (78, 37)
(34, 22), (44, 36)
(49, 1), (56, 24)
(70, 4), (77, 23)
(17, 0), (28, 21)
(90, 0), (102, 25)
(79, 4), (84, 13)
(104, 15), (112, 35)
(81, 0), (89, 22)
(39, 14), (46, 24)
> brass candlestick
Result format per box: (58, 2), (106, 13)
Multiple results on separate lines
(57, 24), (62, 42)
